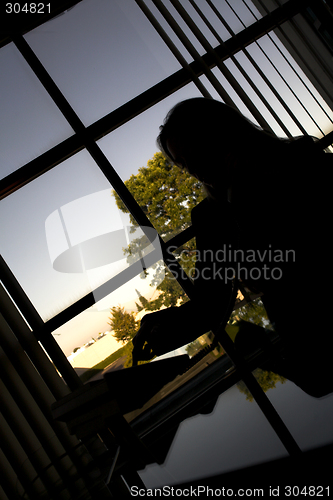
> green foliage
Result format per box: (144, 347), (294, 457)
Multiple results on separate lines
(113, 152), (204, 238)
(108, 305), (138, 344)
(229, 297), (273, 329)
(186, 339), (203, 358)
(112, 152), (206, 311)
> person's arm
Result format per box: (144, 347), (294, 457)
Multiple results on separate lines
(132, 199), (236, 363)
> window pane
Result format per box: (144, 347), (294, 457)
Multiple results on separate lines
(55, 260), (227, 413)
(0, 149), (161, 322)
(0, 43), (74, 179)
(24, 0), (181, 126)
(262, 372), (333, 452)
(139, 382), (287, 488)
(54, 261), (166, 360)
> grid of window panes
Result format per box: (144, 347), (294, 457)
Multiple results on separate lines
(0, 0), (333, 490)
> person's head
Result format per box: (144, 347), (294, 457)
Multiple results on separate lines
(157, 97), (281, 190)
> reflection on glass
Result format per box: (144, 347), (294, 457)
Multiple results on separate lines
(54, 263), (167, 371)
(25, 0), (181, 126)
(139, 382), (287, 488)
(0, 43), (73, 179)
(0, 149), (161, 322)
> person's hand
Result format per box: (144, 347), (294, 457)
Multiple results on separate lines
(131, 306), (198, 366)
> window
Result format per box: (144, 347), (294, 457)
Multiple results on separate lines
(1, 0), (332, 497)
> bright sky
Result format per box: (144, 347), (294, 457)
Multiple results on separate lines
(0, 0), (332, 357)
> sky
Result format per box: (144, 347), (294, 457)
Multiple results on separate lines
(0, 0), (332, 359)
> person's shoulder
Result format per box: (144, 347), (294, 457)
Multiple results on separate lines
(281, 136), (330, 193)
(288, 135), (330, 160)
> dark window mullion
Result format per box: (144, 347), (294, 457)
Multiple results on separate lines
(168, 0), (274, 131)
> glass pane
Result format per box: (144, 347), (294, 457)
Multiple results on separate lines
(98, 84), (206, 240)
(56, 260), (228, 412)
(139, 382), (287, 488)
(261, 372), (333, 453)
(0, 43), (74, 179)
(155, 0), (217, 58)
(54, 261), (167, 361)
(25, 0), (181, 126)
(0, 149), (161, 322)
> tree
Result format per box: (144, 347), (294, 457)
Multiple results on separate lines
(185, 339), (203, 358)
(135, 288), (149, 312)
(108, 305), (138, 344)
(112, 152), (206, 310)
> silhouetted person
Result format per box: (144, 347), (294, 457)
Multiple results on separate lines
(132, 97), (332, 397)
